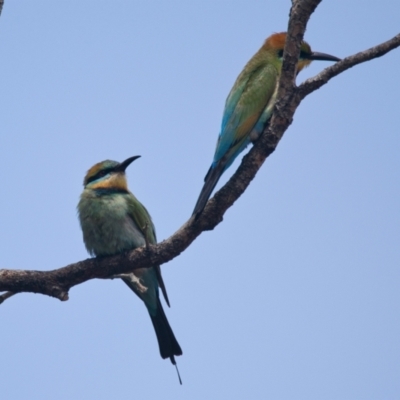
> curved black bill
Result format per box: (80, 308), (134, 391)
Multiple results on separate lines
(309, 51), (341, 62)
(116, 155), (141, 172)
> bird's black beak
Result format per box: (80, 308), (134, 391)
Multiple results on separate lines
(308, 51), (341, 62)
(116, 155), (141, 172)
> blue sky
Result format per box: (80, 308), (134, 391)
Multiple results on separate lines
(1, 1), (399, 399)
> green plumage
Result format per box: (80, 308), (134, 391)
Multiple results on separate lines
(77, 157), (181, 366)
(192, 32), (340, 217)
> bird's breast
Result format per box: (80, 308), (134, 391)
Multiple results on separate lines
(78, 191), (145, 256)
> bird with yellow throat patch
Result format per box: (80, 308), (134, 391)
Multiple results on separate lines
(77, 156), (182, 382)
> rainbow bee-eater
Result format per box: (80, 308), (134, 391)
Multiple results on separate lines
(192, 32), (340, 217)
(77, 156), (182, 378)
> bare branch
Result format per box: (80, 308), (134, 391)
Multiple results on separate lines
(298, 33), (400, 99)
(0, 219), (200, 300)
(0, 291), (15, 304)
(0, 0), (4, 17)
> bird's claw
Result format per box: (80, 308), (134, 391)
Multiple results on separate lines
(112, 273), (148, 294)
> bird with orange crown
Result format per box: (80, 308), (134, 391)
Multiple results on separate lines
(192, 32), (340, 217)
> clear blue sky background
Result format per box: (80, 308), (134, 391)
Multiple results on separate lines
(1, 1), (399, 399)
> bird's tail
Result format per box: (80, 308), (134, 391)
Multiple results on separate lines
(192, 162), (224, 218)
(150, 297), (182, 365)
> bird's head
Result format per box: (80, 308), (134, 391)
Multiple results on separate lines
(83, 156), (141, 190)
(264, 32), (340, 74)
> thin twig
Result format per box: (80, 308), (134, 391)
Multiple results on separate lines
(297, 33), (400, 100)
(0, 291), (15, 304)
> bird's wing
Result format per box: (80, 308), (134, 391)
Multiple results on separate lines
(213, 64), (278, 165)
(126, 194), (157, 244)
(126, 194), (170, 307)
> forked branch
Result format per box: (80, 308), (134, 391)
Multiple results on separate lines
(1, 0), (399, 303)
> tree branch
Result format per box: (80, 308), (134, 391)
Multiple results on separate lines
(298, 33), (400, 99)
(1, 0), (399, 302)
(0, 291), (15, 304)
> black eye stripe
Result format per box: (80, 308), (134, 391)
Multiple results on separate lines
(277, 50), (310, 59)
(299, 50), (309, 59)
(86, 168), (114, 185)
